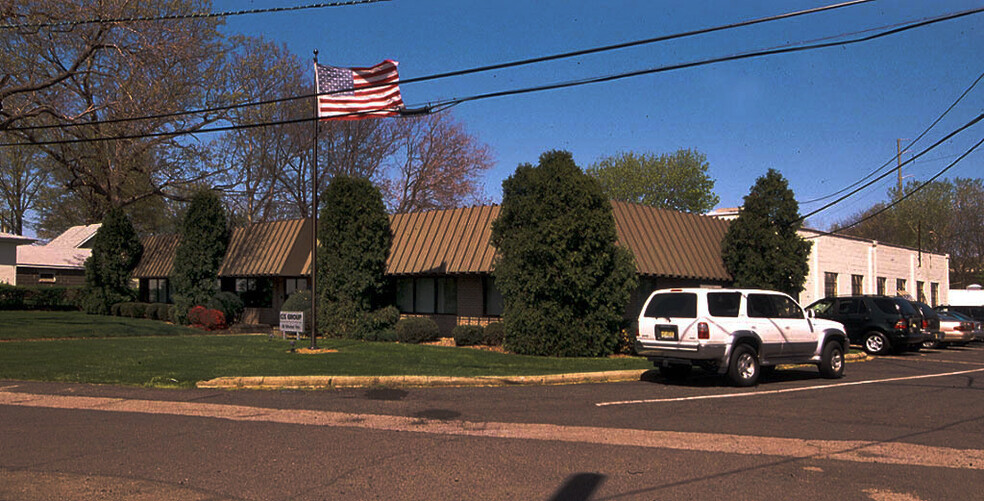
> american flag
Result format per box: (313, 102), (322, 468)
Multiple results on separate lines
(315, 60), (404, 120)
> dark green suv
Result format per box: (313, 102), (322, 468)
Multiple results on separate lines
(806, 296), (925, 355)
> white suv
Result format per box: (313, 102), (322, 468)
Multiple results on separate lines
(635, 288), (849, 386)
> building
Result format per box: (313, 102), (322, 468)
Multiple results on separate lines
(0, 232), (35, 285)
(15, 224), (100, 287)
(705, 208), (950, 306)
(134, 201), (733, 332)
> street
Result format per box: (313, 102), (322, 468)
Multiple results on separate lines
(2, 345), (983, 501)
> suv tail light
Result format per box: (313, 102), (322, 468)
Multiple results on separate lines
(895, 319), (908, 330)
(697, 322), (709, 340)
(922, 319), (929, 329)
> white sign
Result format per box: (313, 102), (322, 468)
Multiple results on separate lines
(279, 311), (305, 333)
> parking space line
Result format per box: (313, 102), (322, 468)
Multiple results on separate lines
(595, 367), (984, 407)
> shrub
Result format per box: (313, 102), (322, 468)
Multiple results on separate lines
(166, 305), (177, 323)
(369, 305), (401, 331)
(483, 322), (505, 346)
(110, 303), (124, 316)
(197, 308), (226, 330)
(207, 291), (244, 324)
(281, 290), (312, 333)
(0, 284), (27, 310)
(453, 325), (485, 346)
(154, 303), (170, 322)
(130, 302), (147, 319)
(117, 302), (135, 317)
(616, 323), (637, 355)
(187, 305), (207, 325)
(395, 317), (440, 344)
(22, 287), (80, 310)
(363, 329), (398, 343)
(143, 303), (159, 320)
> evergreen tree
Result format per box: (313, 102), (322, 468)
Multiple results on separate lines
(491, 150), (637, 357)
(170, 189), (230, 322)
(317, 175), (393, 338)
(721, 169), (812, 296)
(80, 208), (143, 314)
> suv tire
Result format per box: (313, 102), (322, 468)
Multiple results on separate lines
(819, 342), (845, 379)
(728, 344), (760, 387)
(863, 332), (889, 355)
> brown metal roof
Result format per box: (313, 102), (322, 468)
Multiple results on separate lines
(132, 202), (732, 282)
(133, 234), (180, 278)
(218, 218), (311, 277)
(387, 205), (499, 275)
(610, 200), (731, 281)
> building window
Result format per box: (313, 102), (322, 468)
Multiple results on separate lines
(284, 278), (308, 297)
(916, 281), (926, 303)
(877, 277), (886, 295)
(147, 278), (171, 303)
(930, 283), (939, 306)
(223, 277), (273, 308)
(896, 278), (907, 296)
(483, 276), (504, 317)
(851, 275), (864, 296)
(396, 277), (457, 315)
(38, 272), (56, 283)
(824, 272), (838, 298)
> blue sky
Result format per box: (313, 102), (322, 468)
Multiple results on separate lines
(213, 0), (983, 229)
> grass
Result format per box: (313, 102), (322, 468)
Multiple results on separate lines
(0, 311), (650, 388)
(0, 336), (651, 388)
(0, 310), (198, 340)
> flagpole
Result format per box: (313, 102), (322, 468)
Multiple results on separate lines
(310, 49), (320, 350)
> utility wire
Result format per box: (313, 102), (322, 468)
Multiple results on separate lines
(799, 70), (984, 205)
(8, 0), (877, 133)
(2, 7), (980, 148)
(806, 135), (984, 238)
(797, 112), (984, 224)
(0, 0), (392, 30)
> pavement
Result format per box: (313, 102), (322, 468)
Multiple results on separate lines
(196, 351), (870, 390)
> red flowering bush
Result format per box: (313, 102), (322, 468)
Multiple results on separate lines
(187, 305), (226, 330)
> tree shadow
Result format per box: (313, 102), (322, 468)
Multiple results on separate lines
(548, 473), (606, 501)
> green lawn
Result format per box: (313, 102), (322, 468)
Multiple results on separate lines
(0, 310), (198, 340)
(0, 311), (650, 388)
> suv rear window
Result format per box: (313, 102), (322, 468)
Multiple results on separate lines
(644, 293), (697, 318)
(872, 297), (917, 315)
(707, 292), (741, 317)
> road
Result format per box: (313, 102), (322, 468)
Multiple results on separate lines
(1, 344), (983, 500)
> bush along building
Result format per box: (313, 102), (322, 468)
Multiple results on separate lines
(133, 201), (733, 333)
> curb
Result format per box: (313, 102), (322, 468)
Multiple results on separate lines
(196, 353), (870, 390)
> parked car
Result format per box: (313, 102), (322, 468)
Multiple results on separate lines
(937, 304), (984, 324)
(935, 306), (984, 342)
(635, 288), (849, 386)
(936, 311), (975, 346)
(907, 300), (943, 349)
(805, 295), (924, 355)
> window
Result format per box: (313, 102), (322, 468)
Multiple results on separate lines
(896, 278), (907, 295)
(771, 295), (804, 319)
(930, 283), (939, 306)
(224, 277), (273, 308)
(851, 275), (864, 295)
(707, 292), (741, 317)
(808, 298), (834, 315)
(38, 272), (56, 283)
(395, 277), (458, 315)
(916, 281), (926, 303)
(824, 272), (838, 298)
(877, 277), (887, 295)
(483, 276), (503, 316)
(644, 293), (697, 319)
(147, 278), (171, 303)
(284, 278), (308, 298)
(747, 294), (776, 318)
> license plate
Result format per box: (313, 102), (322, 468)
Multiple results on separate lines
(657, 326), (677, 340)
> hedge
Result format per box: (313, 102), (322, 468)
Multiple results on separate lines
(452, 325), (485, 346)
(0, 284), (82, 311)
(395, 317), (440, 344)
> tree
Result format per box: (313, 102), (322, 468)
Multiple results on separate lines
(170, 189), (230, 323)
(721, 168), (812, 297)
(385, 113), (494, 213)
(491, 150), (637, 357)
(317, 175), (392, 338)
(79, 208), (143, 314)
(0, 145), (48, 234)
(586, 149), (719, 213)
(951, 178), (984, 287)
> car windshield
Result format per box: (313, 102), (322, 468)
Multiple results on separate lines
(937, 311), (960, 322)
(942, 310), (972, 322)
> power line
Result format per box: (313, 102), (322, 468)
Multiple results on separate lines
(806, 136), (984, 238)
(799, 70), (984, 205)
(3, 7), (981, 148)
(797, 112), (984, 224)
(0, 0), (393, 31)
(7, 0), (878, 133)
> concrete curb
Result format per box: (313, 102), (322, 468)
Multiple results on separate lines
(196, 352), (870, 390)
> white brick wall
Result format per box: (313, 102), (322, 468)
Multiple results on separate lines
(799, 230), (949, 306)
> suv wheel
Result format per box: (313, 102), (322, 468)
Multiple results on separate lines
(863, 332), (889, 355)
(819, 342), (845, 379)
(728, 344), (760, 387)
